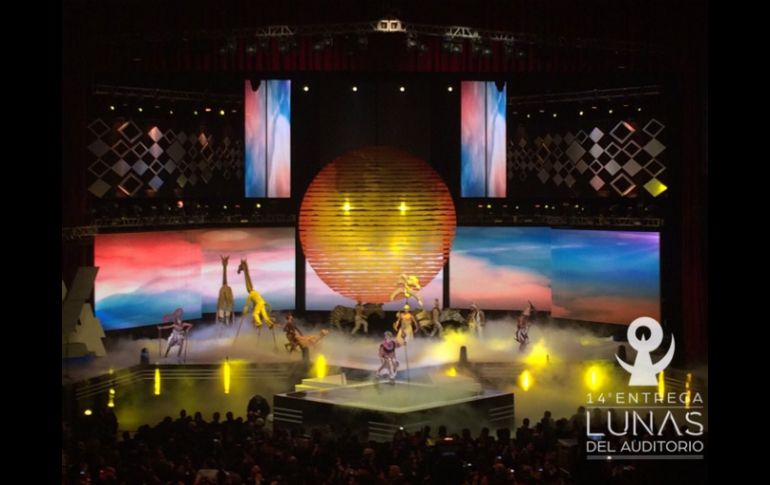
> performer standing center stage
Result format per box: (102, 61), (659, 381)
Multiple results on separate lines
(377, 331), (403, 383)
(158, 310), (193, 361)
(394, 304), (417, 343)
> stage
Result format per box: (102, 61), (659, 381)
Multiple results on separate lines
(64, 319), (708, 436)
(275, 381), (514, 440)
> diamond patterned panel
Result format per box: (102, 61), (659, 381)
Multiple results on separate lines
(87, 115), (245, 199)
(506, 115), (667, 198)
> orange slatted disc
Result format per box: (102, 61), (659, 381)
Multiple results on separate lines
(299, 146), (456, 303)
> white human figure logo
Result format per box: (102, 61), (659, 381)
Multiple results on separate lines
(616, 317), (675, 386)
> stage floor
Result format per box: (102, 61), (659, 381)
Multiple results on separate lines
(274, 381), (514, 440)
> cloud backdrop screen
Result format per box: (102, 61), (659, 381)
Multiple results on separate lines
(244, 79), (291, 198)
(95, 228), (295, 329)
(461, 81), (506, 197)
(450, 227), (659, 324)
(551, 229), (660, 324)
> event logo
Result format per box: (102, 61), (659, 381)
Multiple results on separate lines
(585, 316), (704, 461)
(616, 317), (675, 386)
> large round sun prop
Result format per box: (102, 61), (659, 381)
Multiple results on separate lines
(299, 146), (456, 303)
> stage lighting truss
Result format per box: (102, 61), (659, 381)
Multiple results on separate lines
(92, 85), (241, 105)
(247, 21), (660, 55)
(507, 86), (661, 108)
(100, 17), (662, 59)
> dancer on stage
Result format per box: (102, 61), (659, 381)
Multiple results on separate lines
(282, 312), (303, 353)
(376, 331), (403, 383)
(515, 301), (535, 349)
(351, 300), (369, 335)
(158, 308), (193, 361)
(394, 304), (417, 343)
(428, 298), (444, 337)
(467, 303), (485, 339)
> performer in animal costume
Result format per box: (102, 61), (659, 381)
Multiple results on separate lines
(215, 256), (234, 326)
(389, 274), (423, 308)
(329, 303), (384, 331)
(157, 308), (193, 360)
(295, 329), (331, 349)
(237, 259), (274, 329)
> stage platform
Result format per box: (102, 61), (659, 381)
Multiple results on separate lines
(274, 380), (514, 441)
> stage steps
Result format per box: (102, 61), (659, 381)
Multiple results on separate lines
(294, 374), (349, 392)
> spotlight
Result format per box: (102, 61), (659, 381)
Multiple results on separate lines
(552, 113), (557, 118)
(219, 109), (225, 116)
(255, 203), (261, 209)
(539, 109), (544, 113)
(109, 105), (115, 111)
(637, 107), (642, 112)
(526, 114), (530, 118)
(204, 107), (212, 112)
(303, 85), (309, 92)
(176, 200), (184, 209)
(399, 86), (405, 92)
(591, 106), (597, 110)
(231, 108), (237, 113)
(169, 109), (174, 115)
(447, 86), (453, 92)
(137, 107), (143, 112)
(608, 108), (614, 114)
(193, 110), (199, 115)
(352, 86), (358, 92)
(579, 110), (584, 116)
(83, 409), (92, 416)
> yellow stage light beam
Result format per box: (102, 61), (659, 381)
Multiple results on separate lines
(315, 354), (327, 379)
(154, 367), (161, 395)
(523, 339), (550, 368)
(584, 365), (604, 391)
(519, 370), (533, 391)
(224, 359), (231, 394)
